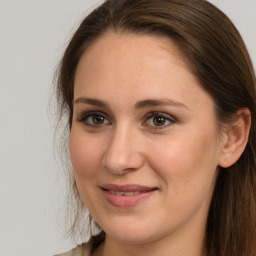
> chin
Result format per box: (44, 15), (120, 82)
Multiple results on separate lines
(109, 231), (154, 245)
(101, 220), (160, 245)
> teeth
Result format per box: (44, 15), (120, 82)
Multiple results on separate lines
(116, 191), (124, 196)
(125, 192), (134, 196)
(109, 190), (141, 196)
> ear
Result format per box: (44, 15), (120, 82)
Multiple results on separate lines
(218, 108), (251, 168)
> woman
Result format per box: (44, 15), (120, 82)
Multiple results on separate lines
(55, 0), (256, 255)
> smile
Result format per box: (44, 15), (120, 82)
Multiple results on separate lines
(100, 184), (157, 208)
(109, 191), (141, 196)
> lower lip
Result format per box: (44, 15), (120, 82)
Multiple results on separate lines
(102, 189), (156, 208)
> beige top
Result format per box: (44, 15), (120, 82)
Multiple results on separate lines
(55, 233), (105, 256)
(55, 242), (92, 256)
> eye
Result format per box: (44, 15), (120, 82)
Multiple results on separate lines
(143, 112), (176, 129)
(77, 111), (111, 127)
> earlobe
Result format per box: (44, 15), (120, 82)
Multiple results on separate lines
(218, 108), (251, 168)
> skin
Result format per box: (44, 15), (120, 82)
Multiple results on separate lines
(70, 33), (238, 256)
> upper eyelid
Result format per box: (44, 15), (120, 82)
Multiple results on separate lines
(77, 110), (108, 117)
(144, 111), (176, 121)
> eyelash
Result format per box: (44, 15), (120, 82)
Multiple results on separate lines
(77, 111), (176, 129)
(143, 112), (176, 129)
(77, 111), (111, 128)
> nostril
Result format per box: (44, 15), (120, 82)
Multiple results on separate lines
(102, 152), (144, 175)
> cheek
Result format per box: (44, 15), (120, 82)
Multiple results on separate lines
(69, 129), (105, 209)
(148, 127), (219, 193)
(152, 135), (219, 222)
(69, 129), (102, 178)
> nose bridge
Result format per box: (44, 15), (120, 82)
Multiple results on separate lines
(103, 122), (143, 174)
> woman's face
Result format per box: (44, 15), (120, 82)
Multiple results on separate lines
(70, 33), (225, 246)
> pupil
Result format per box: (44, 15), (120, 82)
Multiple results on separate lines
(153, 116), (165, 126)
(93, 115), (104, 124)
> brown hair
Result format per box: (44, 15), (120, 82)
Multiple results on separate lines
(55, 0), (256, 255)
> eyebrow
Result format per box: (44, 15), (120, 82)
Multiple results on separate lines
(73, 97), (189, 110)
(74, 97), (110, 108)
(135, 98), (189, 110)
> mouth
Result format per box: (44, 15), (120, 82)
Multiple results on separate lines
(108, 191), (144, 196)
(100, 184), (158, 208)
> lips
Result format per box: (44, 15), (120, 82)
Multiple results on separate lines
(100, 184), (157, 208)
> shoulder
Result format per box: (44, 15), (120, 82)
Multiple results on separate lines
(54, 232), (105, 256)
(54, 242), (91, 256)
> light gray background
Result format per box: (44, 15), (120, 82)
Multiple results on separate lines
(0, 1), (255, 255)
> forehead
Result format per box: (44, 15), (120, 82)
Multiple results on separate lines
(80, 32), (185, 60)
(75, 33), (189, 90)
(75, 32), (187, 79)
(74, 33), (214, 113)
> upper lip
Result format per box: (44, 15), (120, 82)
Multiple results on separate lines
(100, 184), (157, 192)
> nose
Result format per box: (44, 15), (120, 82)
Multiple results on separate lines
(102, 125), (144, 175)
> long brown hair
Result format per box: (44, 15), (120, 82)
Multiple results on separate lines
(55, 0), (256, 255)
